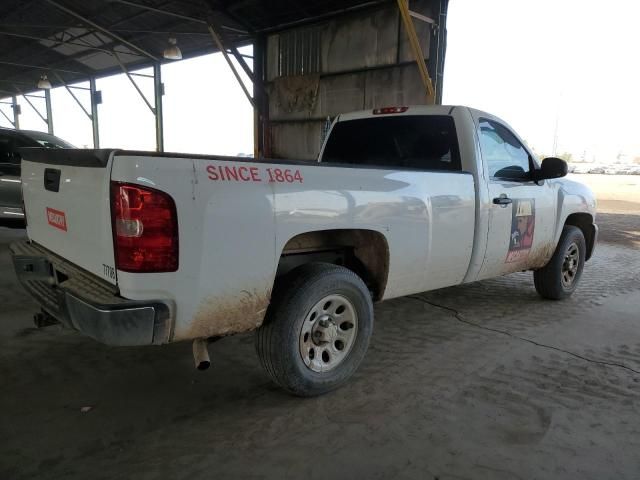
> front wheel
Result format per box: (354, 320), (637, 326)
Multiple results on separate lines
(255, 263), (374, 397)
(534, 225), (586, 300)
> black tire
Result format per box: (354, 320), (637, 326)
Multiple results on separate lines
(534, 225), (586, 300)
(255, 263), (374, 397)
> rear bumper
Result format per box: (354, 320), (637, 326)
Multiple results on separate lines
(10, 241), (173, 346)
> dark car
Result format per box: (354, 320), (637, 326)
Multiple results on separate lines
(0, 127), (74, 223)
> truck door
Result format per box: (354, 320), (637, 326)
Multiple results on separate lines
(476, 118), (556, 280)
(0, 133), (29, 216)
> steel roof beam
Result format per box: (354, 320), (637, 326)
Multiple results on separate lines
(0, 1), (251, 91)
(1, 10), (213, 86)
(0, 107), (15, 128)
(254, 0), (386, 34)
(206, 23), (254, 108)
(112, 0), (208, 26)
(14, 86), (49, 126)
(44, 0), (159, 61)
(0, 23), (211, 35)
(0, 79), (47, 87)
(0, 31), (146, 59)
(229, 47), (254, 82)
(397, 0), (435, 102)
(0, 60), (85, 75)
(0, 29), (127, 86)
(206, 0), (255, 34)
(112, 52), (156, 115)
(113, 0), (250, 34)
(52, 71), (92, 120)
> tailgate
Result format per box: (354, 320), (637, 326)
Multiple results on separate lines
(20, 148), (117, 285)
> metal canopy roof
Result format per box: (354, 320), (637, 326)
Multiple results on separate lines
(0, 0), (386, 97)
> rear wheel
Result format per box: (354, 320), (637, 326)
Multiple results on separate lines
(534, 225), (586, 300)
(255, 263), (373, 396)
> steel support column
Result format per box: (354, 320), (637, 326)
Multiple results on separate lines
(153, 63), (164, 152)
(426, 0), (447, 103)
(45, 89), (54, 134)
(89, 77), (100, 148)
(253, 35), (269, 158)
(11, 96), (20, 129)
(435, 0), (448, 104)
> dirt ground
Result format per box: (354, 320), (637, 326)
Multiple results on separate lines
(569, 174), (640, 249)
(1, 174), (639, 480)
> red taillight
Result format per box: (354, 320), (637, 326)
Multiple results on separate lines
(111, 182), (179, 273)
(372, 106), (409, 115)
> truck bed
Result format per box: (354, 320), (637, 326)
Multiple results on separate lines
(19, 147), (476, 342)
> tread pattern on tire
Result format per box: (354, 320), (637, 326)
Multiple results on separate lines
(534, 225), (586, 300)
(255, 263), (373, 396)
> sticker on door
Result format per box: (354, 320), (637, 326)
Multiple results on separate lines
(46, 207), (67, 232)
(506, 198), (534, 263)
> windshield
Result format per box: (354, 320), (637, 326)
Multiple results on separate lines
(22, 131), (75, 149)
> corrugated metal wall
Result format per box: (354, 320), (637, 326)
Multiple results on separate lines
(265, 0), (446, 160)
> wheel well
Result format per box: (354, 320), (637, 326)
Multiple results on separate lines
(565, 212), (595, 260)
(277, 229), (390, 301)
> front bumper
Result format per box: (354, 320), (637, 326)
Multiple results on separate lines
(10, 241), (173, 346)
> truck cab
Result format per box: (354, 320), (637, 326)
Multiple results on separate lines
(319, 105), (597, 282)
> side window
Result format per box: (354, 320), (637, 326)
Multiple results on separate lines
(479, 119), (531, 181)
(0, 136), (22, 176)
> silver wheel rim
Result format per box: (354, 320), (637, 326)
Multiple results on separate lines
(298, 294), (358, 373)
(561, 242), (580, 288)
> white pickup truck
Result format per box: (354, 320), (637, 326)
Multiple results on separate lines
(11, 105), (597, 396)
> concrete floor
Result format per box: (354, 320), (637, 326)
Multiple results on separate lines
(1, 210), (639, 480)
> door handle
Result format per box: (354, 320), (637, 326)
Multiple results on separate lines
(44, 168), (61, 192)
(493, 195), (512, 206)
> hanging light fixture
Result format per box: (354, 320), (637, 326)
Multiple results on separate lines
(163, 37), (182, 60)
(37, 74), (52, 89)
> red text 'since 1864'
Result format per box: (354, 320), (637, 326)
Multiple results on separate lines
(207, 165), (304, 184)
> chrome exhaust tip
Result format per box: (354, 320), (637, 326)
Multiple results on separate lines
(192, 338), (210, 370)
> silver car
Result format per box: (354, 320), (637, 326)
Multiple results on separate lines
(0, 128), (73, 223)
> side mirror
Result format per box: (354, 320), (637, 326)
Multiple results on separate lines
(534, 157), (568, 181)
(494, 165), (528, 180)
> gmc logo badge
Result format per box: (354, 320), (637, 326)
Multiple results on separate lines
(46, 207), (67, 232)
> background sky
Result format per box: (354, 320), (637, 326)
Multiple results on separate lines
(1, 0), (638, 163)
(443, 0), (640, 162)
(1, 47), (255, 156)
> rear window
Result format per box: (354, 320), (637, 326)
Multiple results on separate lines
(321, 115), (461, 171)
